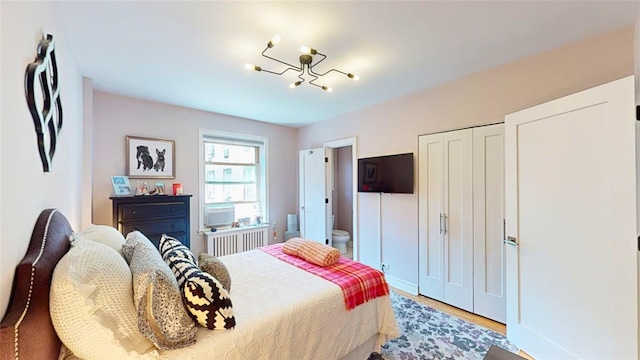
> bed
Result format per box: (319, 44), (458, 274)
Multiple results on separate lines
(0, 209), (399, 359)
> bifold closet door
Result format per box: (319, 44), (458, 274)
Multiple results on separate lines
(472, 124), (505, 323)
(418, 129), (473, 312)
(418, 133), (445, 302)
(442, 129), (473, 312)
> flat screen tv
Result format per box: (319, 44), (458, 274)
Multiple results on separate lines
(358, 153), (414, 194)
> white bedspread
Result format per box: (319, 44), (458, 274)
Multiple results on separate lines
(159, 249), (399, 360)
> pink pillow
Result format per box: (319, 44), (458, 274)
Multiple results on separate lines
(298, 241), (341, 267)
(282, 237), (307, 256)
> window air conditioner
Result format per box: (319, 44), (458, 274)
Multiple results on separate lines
(204, 203), (235, 228)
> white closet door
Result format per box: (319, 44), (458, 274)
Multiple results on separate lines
(473, 124), (505, 323)
(418, 133), (444, 301)
(505, 76), (637, 359)
(442, 129), (474, 312)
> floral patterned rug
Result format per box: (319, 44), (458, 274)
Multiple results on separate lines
(374, 292), (519, 360)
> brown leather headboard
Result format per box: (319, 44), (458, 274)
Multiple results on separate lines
(0, 209), (73, 360)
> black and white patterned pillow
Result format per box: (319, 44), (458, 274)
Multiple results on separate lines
(160, 234), (197, 264)
(164, 251), (236, 330)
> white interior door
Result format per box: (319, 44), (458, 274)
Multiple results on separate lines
(299, 148), (327, 244)
(442, 129), (474, 312)
(473, 124), (506, 323)
(419, 133), (445, 301)
(505, 76), (638, 359)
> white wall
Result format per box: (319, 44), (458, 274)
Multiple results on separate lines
(82, 77), (93, 229)
(91, 92), (298, 257)
(298, 26), (635, 290)
(0, 2), (83, 319)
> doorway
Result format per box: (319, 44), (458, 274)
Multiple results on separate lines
(298, 138), (358, 260)
(325, 137), (357, 260)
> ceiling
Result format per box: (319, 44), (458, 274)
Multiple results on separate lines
(58, 1), (639, 128)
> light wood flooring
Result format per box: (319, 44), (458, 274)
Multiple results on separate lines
(392, 288), (534, 360)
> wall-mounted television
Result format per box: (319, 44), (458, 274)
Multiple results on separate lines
(358, 153), (414, 194)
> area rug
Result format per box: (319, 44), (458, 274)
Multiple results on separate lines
(373, 292), (519, 360)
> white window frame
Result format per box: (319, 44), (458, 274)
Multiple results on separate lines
(198, 129), (268, 231)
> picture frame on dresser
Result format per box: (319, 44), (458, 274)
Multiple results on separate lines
(126, 135), (175, 179)
(110, 176), (132, 196)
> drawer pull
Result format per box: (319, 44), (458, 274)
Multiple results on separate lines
(132, 209), (137, 215)
(170, 224), (175, 229)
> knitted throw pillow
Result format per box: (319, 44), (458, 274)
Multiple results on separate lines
(198, 252), (231, 292)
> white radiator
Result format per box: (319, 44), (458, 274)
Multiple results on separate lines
(204, 225), (269, 257)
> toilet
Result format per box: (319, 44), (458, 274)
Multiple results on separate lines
(331, 215), (350, 254)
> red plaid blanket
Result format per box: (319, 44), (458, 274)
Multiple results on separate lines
(260, 243), (389, 310)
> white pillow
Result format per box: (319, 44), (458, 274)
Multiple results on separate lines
(80, 224), (126, 256)
(50, 234), (158, 359)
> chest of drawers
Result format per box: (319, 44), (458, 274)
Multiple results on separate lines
(110, 195), (192, 248)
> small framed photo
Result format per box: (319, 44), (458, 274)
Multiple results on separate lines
(126, 136), (175, 179)
(111, 176), (132, 196)
(154, 182), (165, 195)
(136, 181), (149, 196)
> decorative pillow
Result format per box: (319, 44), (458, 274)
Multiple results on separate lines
(122, 231), (197, 350)
(298, 241), (342, 267)
(198, 252), (232, 292)
(160, 233), (197, 264)
(50, 234), (158, 359)
(164, 251), (236, 330)
(282, 237), (307, 256)
(80, 224), (126, 256)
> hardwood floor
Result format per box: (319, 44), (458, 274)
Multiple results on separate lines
(392, 288), (534, 360)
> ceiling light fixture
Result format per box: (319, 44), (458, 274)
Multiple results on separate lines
(245, 34), (359, 92)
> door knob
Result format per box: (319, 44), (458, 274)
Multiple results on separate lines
(504, 236), (518, 246)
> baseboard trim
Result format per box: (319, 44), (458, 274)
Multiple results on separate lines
(385, 274), (418, 295)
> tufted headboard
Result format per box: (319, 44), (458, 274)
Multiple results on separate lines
(0, 209), (73, 360)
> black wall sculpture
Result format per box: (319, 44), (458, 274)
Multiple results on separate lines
(25, 34), (63, 172)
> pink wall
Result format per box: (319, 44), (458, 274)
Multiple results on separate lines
(336, 146), (353, 235)
(92, 92), (299, 257)
(298, 26), (635, 289)
(1, 2), (84, 319)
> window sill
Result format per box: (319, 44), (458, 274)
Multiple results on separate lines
(199, 224), (270, 235)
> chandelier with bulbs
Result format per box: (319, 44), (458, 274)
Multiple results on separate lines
(245, 35), (359, 93)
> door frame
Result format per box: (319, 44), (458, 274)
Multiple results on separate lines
(324, 137), (358, 261)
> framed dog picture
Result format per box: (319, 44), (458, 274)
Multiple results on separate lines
(126, 136), (175, 179)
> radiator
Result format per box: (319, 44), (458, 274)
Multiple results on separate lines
(204, 225), (269, 257)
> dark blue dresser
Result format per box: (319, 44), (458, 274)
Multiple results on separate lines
(110, 195), (192, 248)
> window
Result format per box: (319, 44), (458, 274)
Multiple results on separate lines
(199, 130), (268, 229)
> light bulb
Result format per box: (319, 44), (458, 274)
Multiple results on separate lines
(245, 64), (261, 71)
(347, 73), (360, 81)
(289, 81), (302, 88)
(267, 34), (281, 48)
(300, 45), (317, 55)
(322, 86), (333, 93)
